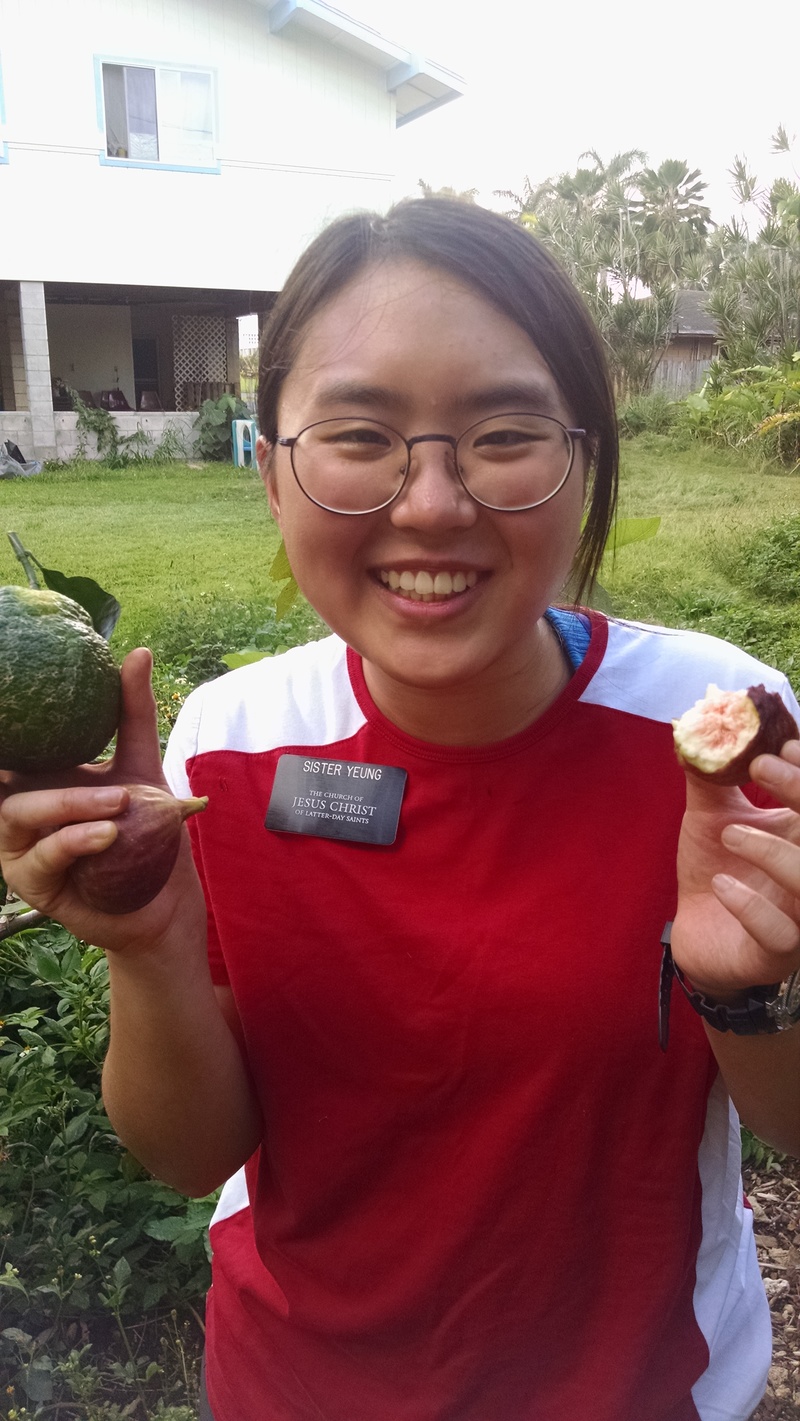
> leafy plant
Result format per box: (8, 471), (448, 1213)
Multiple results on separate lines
(192, 393), (251, 461)
(617, 392), (679, 438)
(68, 390), (187, 468)
(0, 922), (216, 1331)
(685, 355), (800, 468)
(7, 532), (121, 640)
(741, 1126), (784, 1171)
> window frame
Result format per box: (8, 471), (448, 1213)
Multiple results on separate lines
(94, 56), (220, 175)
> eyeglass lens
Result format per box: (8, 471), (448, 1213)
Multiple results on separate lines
(290, 415), (575, 514)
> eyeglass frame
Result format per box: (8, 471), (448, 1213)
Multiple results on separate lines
(275, 413), (588, 516)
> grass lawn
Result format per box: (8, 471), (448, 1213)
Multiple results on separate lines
(603, 434), (800, 692)
(0, 459), (309, 659)
(2, 440), (800, 688)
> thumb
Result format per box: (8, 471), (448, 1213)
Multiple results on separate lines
(112, 649), (163, 780)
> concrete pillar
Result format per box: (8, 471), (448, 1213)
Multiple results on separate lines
(0, 289), (15, 411)
(18, 281), (56, 461)
(4, 285), (27, 411)
(226, 316), (240, 398)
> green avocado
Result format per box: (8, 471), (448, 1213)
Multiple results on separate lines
(0, 586), (121, 773)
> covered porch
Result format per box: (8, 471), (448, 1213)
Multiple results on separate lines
(0, 279), (274, 462)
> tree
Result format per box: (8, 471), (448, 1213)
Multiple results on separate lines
(705, 134), (800, 367)
(418, 180), (478, 203)
(497, 151), (680, 397)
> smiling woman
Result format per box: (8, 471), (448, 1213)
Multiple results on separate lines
(3, 199), (800, 1421)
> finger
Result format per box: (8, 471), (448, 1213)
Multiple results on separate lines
(720, 822), (800, 895)
(111, 649), (163, 775)
(749, 749), (800, 808)
(0, 785), (128, 854)
(23, 819), (118, 880)
(712, 872), (800, 962)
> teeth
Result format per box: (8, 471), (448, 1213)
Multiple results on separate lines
(378, 569), (479, 601)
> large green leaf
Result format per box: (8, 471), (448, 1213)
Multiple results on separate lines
(602, 516), (661, 557)
(221, 649), (273, 670)
(269, 540), (293, 583)
(33, 560), (121, 640)
(269, 539), (300, 621)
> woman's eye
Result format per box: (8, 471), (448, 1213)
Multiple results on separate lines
(326, 428), (391, 449)
(473, 429), (536, 450)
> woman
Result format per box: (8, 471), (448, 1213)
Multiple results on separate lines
(2, 199), (800, 1421)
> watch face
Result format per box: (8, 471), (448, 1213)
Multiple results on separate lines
(766, 971), (800, 1030)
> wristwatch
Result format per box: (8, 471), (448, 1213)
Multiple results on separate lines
(659, 921), (800, 1051)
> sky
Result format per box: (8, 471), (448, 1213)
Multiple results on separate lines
(349, 0), (799, 229)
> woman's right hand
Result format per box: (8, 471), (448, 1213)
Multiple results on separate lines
(0, 647), (207, 956)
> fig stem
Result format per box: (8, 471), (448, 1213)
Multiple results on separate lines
(181, 796), (208, 821)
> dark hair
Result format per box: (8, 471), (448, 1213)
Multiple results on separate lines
(258, 198), (618, 599)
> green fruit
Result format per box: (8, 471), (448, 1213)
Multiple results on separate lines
(0, 586), (121, 773)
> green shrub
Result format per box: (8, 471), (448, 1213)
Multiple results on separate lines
(0, 923), (215, 1329)
(192, 394), (251, 461)
(709, 515), (800, 604)
(617, 391), (679, 438)
(684, 355), (800, 468)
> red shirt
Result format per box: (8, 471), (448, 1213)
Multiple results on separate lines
(164, 612), (786, 1421)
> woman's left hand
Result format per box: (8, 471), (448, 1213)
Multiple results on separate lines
(672, 740), (800, 999)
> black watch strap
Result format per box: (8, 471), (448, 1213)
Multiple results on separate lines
(659, 922), (781, 1051)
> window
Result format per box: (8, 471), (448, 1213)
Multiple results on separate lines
(101, 63), (215, 168)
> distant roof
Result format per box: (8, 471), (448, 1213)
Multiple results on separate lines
(259, 0), (465, 125)
(671, 290), (718, 337)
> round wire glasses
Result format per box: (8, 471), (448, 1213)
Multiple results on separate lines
(276, 413), (587, 515)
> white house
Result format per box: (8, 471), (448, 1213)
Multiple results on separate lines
(0, 0), (462, 461)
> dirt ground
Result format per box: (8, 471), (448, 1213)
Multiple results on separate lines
(745, 1154), (800, 1419)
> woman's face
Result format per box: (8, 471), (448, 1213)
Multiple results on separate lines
(259, 259), (586, 710)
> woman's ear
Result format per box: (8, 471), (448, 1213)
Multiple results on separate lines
(257, 436), (281, 521)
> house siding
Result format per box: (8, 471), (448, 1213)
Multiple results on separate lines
(0, 0), (395, 291)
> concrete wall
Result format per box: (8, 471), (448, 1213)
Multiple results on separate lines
(1, 0), (396, 292)
(51, 410), (197, 462)
(0, 410), (198, 463)
(46, 304), (136, 411)
(0, 410), (34, 454)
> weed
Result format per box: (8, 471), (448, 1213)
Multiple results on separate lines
(617, 391), (679, 438)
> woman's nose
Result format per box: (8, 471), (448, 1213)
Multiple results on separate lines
(389, 439), (477, 530)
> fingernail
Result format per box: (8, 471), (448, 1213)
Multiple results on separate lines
(85, 821), (116, 848)
(96, 787), (124, 809)
(712, 872), (739, 893)
(721, 824), (749, 847)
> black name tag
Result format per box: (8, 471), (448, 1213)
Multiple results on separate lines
(265, 754), (407, 845)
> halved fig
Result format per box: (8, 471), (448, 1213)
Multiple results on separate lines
(673, 683), (799, 786)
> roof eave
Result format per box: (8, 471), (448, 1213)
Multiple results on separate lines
(260, 0), (464, 125)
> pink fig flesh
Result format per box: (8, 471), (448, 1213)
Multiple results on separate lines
(673, 683), (798, 786)
(70, 784), (208, 914)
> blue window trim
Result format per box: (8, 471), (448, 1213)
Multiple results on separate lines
(93, 54), (220, 175)
(0, 52), (8, 163)
(99, 154), (220, 175)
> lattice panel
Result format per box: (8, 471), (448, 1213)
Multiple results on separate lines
(173, 314), (228, 410)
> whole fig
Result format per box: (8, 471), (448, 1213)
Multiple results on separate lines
(70, 784), (208, 914)
(673, 683), (798, 786)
